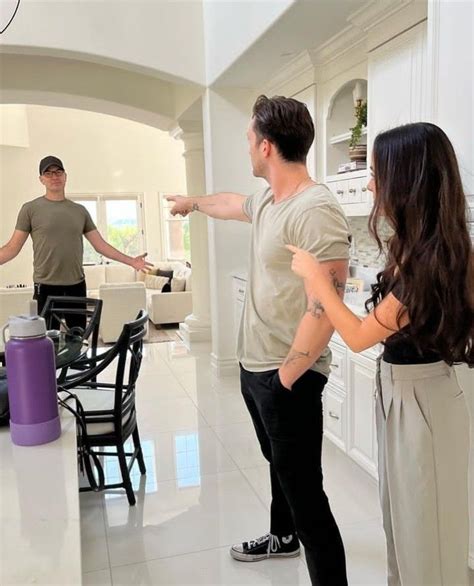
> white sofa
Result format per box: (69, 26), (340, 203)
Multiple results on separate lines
(0, 286), (35, 327)
(139, 261), (192, 326)
(98, 282), (147, 343)
(83, 261), (192, 330)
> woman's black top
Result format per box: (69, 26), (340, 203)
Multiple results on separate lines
(381, 282), (441, 365)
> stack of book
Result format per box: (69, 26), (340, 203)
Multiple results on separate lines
(337, 161), (367, 173)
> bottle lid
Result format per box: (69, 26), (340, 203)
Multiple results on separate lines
(8, 315), (47, 339)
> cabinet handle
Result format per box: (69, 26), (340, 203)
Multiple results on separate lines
(238, 289), (245, 294)
(330, 363), (339, 369)
(328, 410), (340, 420)
(361, 187), (367, 192)
(336, 190), (344, 195)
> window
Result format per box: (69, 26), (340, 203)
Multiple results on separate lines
(77, 199), (100, 264)
(161, 196), (190, 262)
(72, 194), (145, 264)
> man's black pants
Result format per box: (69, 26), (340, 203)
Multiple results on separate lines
(240, 365), (348, 586)
(34, 280), (87, 330)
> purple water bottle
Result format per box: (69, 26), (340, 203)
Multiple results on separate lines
(3, 302), (60, 446)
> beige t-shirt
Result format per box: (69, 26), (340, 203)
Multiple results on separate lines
(15, 196), (96, 285)
(236, 184), (351, 377)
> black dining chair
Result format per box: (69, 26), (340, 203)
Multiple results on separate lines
(60, 310), (148, 506)
(41, 296), (103, 381)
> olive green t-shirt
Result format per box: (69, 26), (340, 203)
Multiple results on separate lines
(15, 196), (96, 286)
(236, 184), (351, 378)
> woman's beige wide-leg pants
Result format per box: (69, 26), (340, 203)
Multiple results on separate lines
(376, 359), (470, 586)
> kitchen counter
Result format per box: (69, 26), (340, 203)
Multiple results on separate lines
(0, 406), (81, 585)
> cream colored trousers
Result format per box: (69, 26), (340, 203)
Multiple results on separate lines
(376, 359), (470, 586)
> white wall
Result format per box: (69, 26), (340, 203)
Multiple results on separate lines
(428, 0), (473, 195)
(203, 87), (265, 372)
(0, 105), (186, 286)
(0, 1), (206, 86)
(203, 0), (294, 84)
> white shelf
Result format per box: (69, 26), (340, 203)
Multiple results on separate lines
(325, 169), (368, 182)
(329, 127), (367, 145)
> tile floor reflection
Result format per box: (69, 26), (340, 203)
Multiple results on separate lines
(81, 339), (393, 585)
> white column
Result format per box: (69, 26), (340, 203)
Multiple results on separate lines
(171, 124), (212, 342)
(427, 0), (474, 567)
(427, 0), (473, 194)
(202, 88), (263, 375)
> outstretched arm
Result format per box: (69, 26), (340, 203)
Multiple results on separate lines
(166, 193), (251, 222)
(0, 230), (29, 265)
(84, 230), (153, 272)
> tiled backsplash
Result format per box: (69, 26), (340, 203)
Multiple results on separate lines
(347, 216), (392, 268)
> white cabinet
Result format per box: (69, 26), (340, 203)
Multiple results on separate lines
(232, 275), (246, 335)
(368, 21), (428, 148)
(324, 336), (379, 480)
(325, 171), (371, 215)
(347, 352), (378, 479)
(324, 384), (347, 452)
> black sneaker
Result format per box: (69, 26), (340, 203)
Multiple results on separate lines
(230, 533), (300, 562)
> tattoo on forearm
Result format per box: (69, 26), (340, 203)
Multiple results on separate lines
(192, 201), (217, 212)
(283, 350), (310, 366)
(330, 269), (345, 294)
(307, 297), (325, 318)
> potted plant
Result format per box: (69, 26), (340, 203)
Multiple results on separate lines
(349, 99), (367, 162)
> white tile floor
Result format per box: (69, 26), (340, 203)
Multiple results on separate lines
(79, 340), (471, 586)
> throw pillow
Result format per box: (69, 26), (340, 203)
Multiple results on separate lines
(144, 275), (170, 291)
(171, 277), (186, 292)
(156, 269), (173, 280)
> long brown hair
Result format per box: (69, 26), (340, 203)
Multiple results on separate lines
(366, 122), (473, 365)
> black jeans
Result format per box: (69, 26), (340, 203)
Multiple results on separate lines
(34, 280), (87, 330)
(240, 365), (347, 586)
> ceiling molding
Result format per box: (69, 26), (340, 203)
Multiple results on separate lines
(347, 0), (412, 31)
(257, 0), (422, 95)
(262, 51), (314, 96)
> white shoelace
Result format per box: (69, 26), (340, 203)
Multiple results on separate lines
(267, 534), (281, 556)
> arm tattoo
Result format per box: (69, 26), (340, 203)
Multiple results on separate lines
(307, 297), (325, 318)
(330, 269), (345, 294)
(283, 350), (310, 366)
(191, 202), (200, 212)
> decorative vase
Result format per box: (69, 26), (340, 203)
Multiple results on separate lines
(349, 144), (367, 162)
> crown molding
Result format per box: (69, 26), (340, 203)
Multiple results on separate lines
(262, 0), (422, 94)
(348, 0), (412, 31)
(310, 24), (367, 68)
(261, 51), (314, 96)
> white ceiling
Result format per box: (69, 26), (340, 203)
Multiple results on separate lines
(212, 0), (367, 87)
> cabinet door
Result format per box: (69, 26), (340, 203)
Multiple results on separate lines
(323, 384), (347, 452)
(347, 352), (378, 479)
(232, 277), (246, 335)
(368, 22), (427, 143)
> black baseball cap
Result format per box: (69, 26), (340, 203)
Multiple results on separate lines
(39, 156), (65, 175)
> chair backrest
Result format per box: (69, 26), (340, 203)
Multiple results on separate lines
(61, 310), (148, 433)
(41, 296), (103, 351)
(113, 310), (148, 423)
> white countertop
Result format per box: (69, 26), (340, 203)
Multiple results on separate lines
(0, 407), (81, 585)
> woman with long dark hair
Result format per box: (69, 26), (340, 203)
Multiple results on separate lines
(287, 122), (472, 585)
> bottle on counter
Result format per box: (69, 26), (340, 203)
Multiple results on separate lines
(2, 300), (60, 446)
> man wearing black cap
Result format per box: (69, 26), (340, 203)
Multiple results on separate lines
(0, 156), (152, 326)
